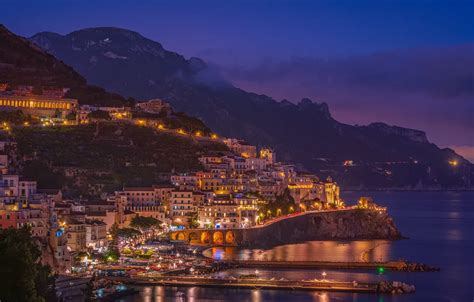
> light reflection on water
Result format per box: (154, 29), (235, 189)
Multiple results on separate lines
(121, 192), (474, 302)
(203, 240), (393, 263)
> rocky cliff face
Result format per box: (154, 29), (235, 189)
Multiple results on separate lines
(368, 123), (428, 143)
(238, 209), (401, 247)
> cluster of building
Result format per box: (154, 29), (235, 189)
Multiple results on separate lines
(0, 84), (343, 270)
(112, 139), (343, 230)
(0, 135), (342, 268)
(0, 83), (172, 126)
(0, 84), (78, 124)
(0, 139), (114, 271)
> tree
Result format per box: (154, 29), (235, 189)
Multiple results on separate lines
(188, 213), (200, 229)
(66, 111), (77, 121)
(0, 227), (57, 302)
(115, 227), (142, 239)
(82, 277), (95, 302)
(0, 110), (31, 125)
(109, 223), (119, 239)
(130, 216), (162, 232)
(35, 264), (57, 302)
(259, 189), (297, 220)
(87, 110), (111, 120)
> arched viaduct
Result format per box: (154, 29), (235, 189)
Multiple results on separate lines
(170, 229), (240, 246)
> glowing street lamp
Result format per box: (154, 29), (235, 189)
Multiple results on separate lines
(322, 271), (327, 281)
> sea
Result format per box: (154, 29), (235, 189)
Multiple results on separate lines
(120, 191), (473, 302)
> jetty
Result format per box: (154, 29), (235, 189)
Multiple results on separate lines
(220, 260), (439, 272)
(103, 275), (415, 294)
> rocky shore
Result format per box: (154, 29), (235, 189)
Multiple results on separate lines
(377, 281), (416, 294)
(238, 209), (402, 247)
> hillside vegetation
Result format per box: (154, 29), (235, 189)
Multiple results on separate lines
(13, 122), (228, 196)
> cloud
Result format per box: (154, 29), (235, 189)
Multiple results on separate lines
(218, 44), (474, 147)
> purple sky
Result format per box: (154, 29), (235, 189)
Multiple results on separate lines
(1, 0), (473, 160)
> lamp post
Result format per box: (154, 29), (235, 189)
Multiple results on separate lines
(322, 271), (327, 281)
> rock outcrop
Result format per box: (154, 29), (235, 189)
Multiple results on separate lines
(238, 209), (401, 247)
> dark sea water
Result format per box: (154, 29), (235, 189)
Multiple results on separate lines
(121, 191), (474, 302)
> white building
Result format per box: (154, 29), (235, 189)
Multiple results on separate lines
(169, 191), (196, 226)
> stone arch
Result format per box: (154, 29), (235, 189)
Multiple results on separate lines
(189, 232), (198, 242)
(177, 232), (186, 241)
(225, 231), (235, 244)
(201, 231), (210, 244)
(170, 232), (178, 240)
(213, 231), (224, 245)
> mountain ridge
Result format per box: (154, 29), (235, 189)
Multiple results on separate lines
(23, 26), (474, 188)
(0, 24), (131, 107)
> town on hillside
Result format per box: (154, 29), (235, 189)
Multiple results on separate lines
(0, 84), (348, 273)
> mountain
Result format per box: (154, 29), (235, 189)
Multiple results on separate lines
(29, 27), (472, 189)
(0, 25), (129, 106)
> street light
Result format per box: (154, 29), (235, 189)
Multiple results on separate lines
(322, 271), (327, 281)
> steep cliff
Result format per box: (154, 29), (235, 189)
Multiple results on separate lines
(238, 209), (401, 247)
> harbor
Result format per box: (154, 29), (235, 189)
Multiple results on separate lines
(102, 275), (416, 294)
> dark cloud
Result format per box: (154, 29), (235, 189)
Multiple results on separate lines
(219, 44), (474, 147)
(225, 44), (474, 99)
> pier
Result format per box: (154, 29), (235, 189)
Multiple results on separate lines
(103, 275), (415, 294)
(221, 260), (439, 272)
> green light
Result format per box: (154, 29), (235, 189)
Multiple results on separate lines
(377, 267), (385, 274)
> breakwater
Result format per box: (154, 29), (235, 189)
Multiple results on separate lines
(220, 260), (439, 272)
(104, 275), (415, 294)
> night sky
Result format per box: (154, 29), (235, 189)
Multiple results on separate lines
(1, 0), (473, 160)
